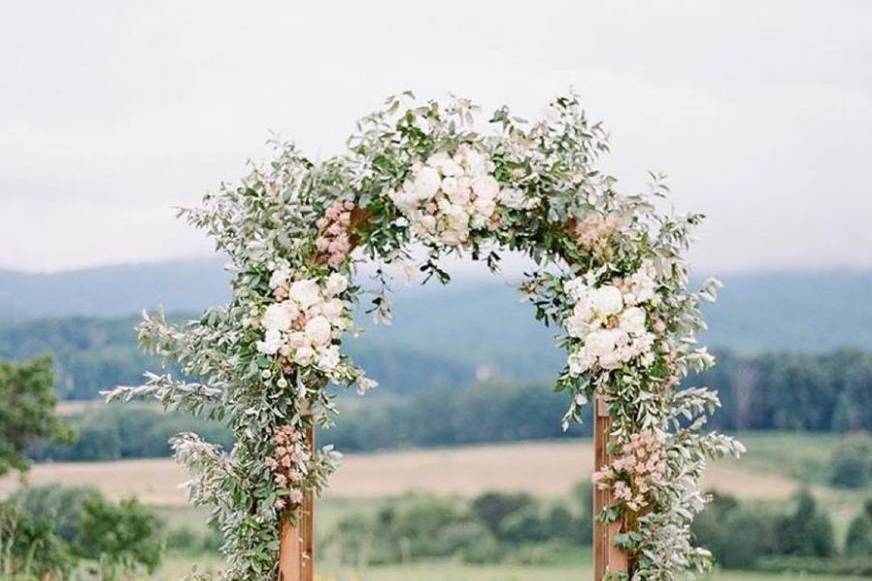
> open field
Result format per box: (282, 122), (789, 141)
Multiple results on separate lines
(154, 555), (872, 581)
(3, 433), (845, 505)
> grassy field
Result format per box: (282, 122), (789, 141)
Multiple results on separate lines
(154, 555), (872, 581)
(6, 433), (870, 580)
(3, 432), (850, 504)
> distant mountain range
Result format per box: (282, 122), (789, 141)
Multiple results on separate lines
(1, 259), (871, 356)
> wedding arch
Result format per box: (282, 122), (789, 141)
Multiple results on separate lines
(107, 93), (742, 580)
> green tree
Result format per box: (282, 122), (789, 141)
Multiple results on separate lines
(845, 500), (872, 558)
(776, 489), (836, 557)
(830, 434), (872, 489)
(74, 497), (163, 579)
(0, 498), (75, 579)
(0, 356), (71, 476)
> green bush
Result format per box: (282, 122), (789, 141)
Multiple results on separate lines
(845, 500), (872, 558)
(692, 492), (774, 569)
(75, 497), (163, 578)
(0, 500), (75, 579)
(830, 434), (872, 488)
(0, 484), (163, 580)
(775, 489), (836, 558)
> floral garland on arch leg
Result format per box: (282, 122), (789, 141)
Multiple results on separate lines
(103, 92), (744, 581)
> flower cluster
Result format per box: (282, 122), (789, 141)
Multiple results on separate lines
(592, 431), (666, 512)
(315, 200), (355, 267)
(390, 145), (516, 245)
(265, 425), (310, 510)
(572, 213), (621, 254)
(562, 262), (659, 376)
(256, 269), (350, 377)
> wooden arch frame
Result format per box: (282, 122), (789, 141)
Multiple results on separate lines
(277, 397), (628, 580)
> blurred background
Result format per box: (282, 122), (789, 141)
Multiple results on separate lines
(1, 1), (871, 579)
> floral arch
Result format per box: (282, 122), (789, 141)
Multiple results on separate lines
(108, 93), (743, 580)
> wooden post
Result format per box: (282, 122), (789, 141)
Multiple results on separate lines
(278, 425), (315, 581)
(594, 395), (629, 579)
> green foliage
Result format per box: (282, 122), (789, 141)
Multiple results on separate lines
(0, 500), (75, 579)
(775, 489), (836, 558)
(829, 433), (872, 488)
(692, 492), (775, 569)
(327, 491), (589, 568)
(0, 356), (71, 476)
(0, 485), (163, 580)
(845, 499), (872, 558)
(75, 497), (163, 578)
(28, 405), (234, 462)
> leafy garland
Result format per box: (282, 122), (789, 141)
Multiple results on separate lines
(106, 93), (743, 580)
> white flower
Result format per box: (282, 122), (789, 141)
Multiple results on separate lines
(317, 345), (341, 371)
(413, 166), (441, 200)
(256, 329), (283, 355)
(319, 299), (346, 326)
(590, 286), (624, 317)
(619, 307), (647, 336)
(304, 315), (332, 346)
(289, 279), (321, 309)
(625, 263), (657, 305)
(585, 328), (629, 369)
(471, 175), (500, 200)
(294, 346), (316, 366)
(568, 349), (595, 376)
(498, 188), (535, 210)
(324, 273), (348, 297)
(565, 312), (592, 339)
(564, 278), (591, 303)
(263, 303), (295, 332)
(269, 264), (291, 289)
(428, 152), (463, 176)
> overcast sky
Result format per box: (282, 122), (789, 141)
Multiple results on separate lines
(1, 1), (870, 274)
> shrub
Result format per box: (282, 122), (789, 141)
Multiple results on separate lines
(829, 434), (872, 488)
(845, 500), (872, 558)
(776, 489), (836, 558)
(471, 492), (535, 537)
(0, 500), (75, 579)
(75, 497), (163, 578)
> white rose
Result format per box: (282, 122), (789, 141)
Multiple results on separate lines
(471, 175), (500, 200)
(294, 345), (316, 366)
(590, 286), (624, 317)
(256, 329), (283, 355)
(317, 345), (341, 371)
(459, 147), (487, 177)
(304, 315), (332, 346)
(444, 180), (471, 205)
(324, 273), (348, 297)
(498, 188), (527, 210)
(289, 279), (321, 309)
(568, 348), (595, 376)
(428, 152), (463, 177)
(269, 264), (291, 290)
(262, 303), (294, 332)
(418, 214), (437, 232)
(413, 166), (441, 200)
(565, 313), (592, 339)
(619, 307), (647, 336)
(563, 278), (590, 303)
(320, 299), (346, 325)
(585, 328), (629, 370)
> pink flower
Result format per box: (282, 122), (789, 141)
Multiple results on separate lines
(289, 490), (305, 504)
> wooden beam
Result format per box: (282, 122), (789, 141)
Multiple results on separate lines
(593, 395), (629, 579)
(278, 425), (315, 581)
